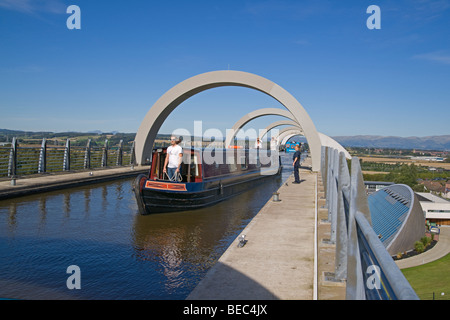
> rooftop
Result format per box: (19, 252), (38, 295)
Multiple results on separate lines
(416, 192), (450, 204)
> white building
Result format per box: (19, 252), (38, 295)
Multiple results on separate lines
(416, 192), (450, 226)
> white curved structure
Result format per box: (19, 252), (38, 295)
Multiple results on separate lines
(225, 107), (351, 159)
(276, 130), (351, 159)
(258, 120), (300, 140)
(281, 131), (303, 145)
(279, 131), (350, 159)
(278, 129), (303, 145)
(224, 107), (300, 147)
(135, 70), (323, 171)
(277, 126), (305, 139)
(318, 133), (351, 159)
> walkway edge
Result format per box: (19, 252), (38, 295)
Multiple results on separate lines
(0, 166), (150, 200)
(187, 159), (316, 300)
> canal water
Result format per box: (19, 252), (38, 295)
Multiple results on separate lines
(0, 153), (303, 299)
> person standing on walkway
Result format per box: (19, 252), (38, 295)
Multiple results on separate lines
(292, 144), (301, 184)
(254, 138), (262, 149)
(163, 136), (183, 181)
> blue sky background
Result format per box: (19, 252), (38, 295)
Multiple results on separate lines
(0, 0), (449, 138)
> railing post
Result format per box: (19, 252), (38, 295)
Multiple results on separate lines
(63, 139), (70, 171)
(101, 139), (108, 167)
(330, 148), (339, 244)
(321, 147), (329, 204)
(84, 139), (91, 169)
(8, 137), (18, 177)
(38, 138), (47, 173)
(353, 157), (372, 225)
(116, 140), (123, 166)
(346, 157), (368, 300)
(325, 148), (337, 234)
(130, 141), (136, 166)
(325, 148), (332, 222)
(335, 151), (350, 280)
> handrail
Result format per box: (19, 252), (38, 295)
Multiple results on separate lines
(355, 211), (419, 300)
(321, 146), (419, 300)
(0, 137), (135, 178)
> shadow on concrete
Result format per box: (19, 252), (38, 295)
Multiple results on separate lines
(187, 262), (278, 300)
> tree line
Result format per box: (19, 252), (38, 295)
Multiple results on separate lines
(362, 160), (449, 192)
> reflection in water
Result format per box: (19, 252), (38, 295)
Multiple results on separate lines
(0, 154), (296, 299)
(63, 193), (70, 217)
(131, 176), (282, 295)
(84, 189), (91, 214)
(38, 198), (47, 233)
(8, 202), (17, 233)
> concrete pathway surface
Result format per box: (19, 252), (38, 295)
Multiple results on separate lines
(188, 159), (317, 300)
(396, 226), (450, 269)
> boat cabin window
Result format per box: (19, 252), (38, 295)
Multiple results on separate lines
(202, 149), (255, 178)
(180, 152), (202, 182)
(150, 149), (202, 182)
(150, 149), (166, 180)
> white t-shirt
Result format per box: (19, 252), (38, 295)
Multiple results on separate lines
(167, 145), (183, 168)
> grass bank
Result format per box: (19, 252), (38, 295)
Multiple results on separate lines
(401, 253), (450, 300)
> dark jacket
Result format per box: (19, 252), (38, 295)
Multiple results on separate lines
(293, 150), (301, 167)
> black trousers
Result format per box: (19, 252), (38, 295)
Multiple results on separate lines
(294, 165), (300, 183)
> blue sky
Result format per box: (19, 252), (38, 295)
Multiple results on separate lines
(0, 0), (449, 138)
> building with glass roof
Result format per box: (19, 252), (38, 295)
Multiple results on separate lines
(368, 184), (425, 255)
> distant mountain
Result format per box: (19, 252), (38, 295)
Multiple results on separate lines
(332, 135), (450, 151)
(87, 130), (103, 134)
(87, 130), (119, 135)
(2, 129), (449, 151)
(0, 128), (52, 135)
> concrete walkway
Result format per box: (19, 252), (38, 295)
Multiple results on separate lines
(396, 226), (450, 269)
(0, 166), (149, 200)
(187, 159), (317, 300)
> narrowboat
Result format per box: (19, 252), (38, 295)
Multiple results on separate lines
(133, 147), (282, 214)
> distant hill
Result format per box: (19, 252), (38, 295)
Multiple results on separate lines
(332, 135), (450, 151)
(0, 128), (53, 136)
(1, 129), (449, 151)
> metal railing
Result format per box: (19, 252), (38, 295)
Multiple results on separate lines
(321, 146), (419, 300)
(0, 137), (136, 178)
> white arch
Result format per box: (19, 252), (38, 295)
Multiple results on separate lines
(282, 133), (303, 145)
(224, 107), (302, 147)
(225, 107), (350, 160)
(258, 120), (300, 140)
(318, 133), (351, 159)
(276, 126), (304, 139)
(277, 129), (303, 145)
(134, 70), (323, 171)
(276, 130), (351, 159)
